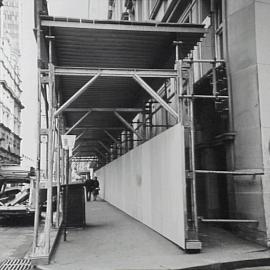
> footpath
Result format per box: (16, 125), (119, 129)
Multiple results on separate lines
(38, 199), (270, 270)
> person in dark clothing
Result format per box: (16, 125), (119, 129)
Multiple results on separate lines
(92, 176), (100, 201)
(85, 178), (95, 201)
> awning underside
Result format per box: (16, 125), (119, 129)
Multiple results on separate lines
(41, 17), (206, 157)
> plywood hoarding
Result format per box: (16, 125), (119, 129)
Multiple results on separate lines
(96, 123), (186, 248)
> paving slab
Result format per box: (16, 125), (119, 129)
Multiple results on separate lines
(41, 200), (270, 270)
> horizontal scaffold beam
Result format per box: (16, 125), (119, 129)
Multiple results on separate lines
(195, 170), (264, 175)
(54, 72), (101, 117)
(67, 127), (126, 130)
(44, 67), (178, 78)
(41, 18), (207, 34)
(65, 108), (143, 112)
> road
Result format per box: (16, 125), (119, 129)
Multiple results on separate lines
(0, 217), (33, 261)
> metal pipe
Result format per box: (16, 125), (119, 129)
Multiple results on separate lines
(164, 81), (169, 129)
(98, 141), (111, 153)
(52, 67), (178, 78)
(72, 144), (81, 153)
(142, 103), (146, 142)
(65, 110), (92, 135)
(75, 132), (85, 141)
(114, 111), (143, 140)
(212, 62), (217, 96)
(183, 59), (225, 63)
(135, 91), (176, 131)
(133, 74), (179, 120)
(44, 37), (54, 253)
(33, 5), (42, 253)
(56, 122), (61, 228)
(54, 73), (100, 117)
(189, 62), (199, 239)
(199, 218), (258, 223)
(179, 94), (228, 99)
(64, 108), (143, 112)
(63, 149), (69, 241)
(104, 130), (121, 146)
(95, 147), (106, 159)
(195, 170), (264, 175)
(71, 127), (127, 130)
(210, 0), (217, 59)
(175, 60), (183, 123)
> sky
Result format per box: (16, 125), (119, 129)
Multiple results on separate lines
(20, 0), (108, 165)
(48, 0), (108, 19)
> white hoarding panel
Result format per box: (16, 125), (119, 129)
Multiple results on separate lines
(96, 123), (186, 248)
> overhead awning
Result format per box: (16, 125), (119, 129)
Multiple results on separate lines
(40, 16), (206, 158)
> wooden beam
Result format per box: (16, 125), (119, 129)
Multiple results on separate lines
(133, 74), (178, 120)
(114, 111), (143, 140)
(54, 73), (100, 117)
(65, 110), (92, 135)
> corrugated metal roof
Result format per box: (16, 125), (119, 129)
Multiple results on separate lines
(41, 17), (206, 158)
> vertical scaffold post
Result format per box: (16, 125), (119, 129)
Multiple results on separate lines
(210, 0), (217, 96)
(63, 148), (69, 241)
(33, 5), (42, 253)
(142, 101), (146, 142)
(44, 34), (55, 254)
(188, 60), (199, 240)
(56, 115), (61, 228)
(149, 100), (153, 138)
(164, 81), (169, 129)
(174, 40), (200, 250)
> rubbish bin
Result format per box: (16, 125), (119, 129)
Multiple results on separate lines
(61, 182), (86, 227)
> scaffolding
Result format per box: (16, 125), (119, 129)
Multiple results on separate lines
(32, 0), (264, 262)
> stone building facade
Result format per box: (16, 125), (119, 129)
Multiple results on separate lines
(108, 0), (270, 247)
(0, 0), (23, 164)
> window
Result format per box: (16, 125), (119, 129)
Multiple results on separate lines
(201, 0), (211, 22)
(215, 0), (224, 59)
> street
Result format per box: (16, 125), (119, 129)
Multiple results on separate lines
(0, 217), (33, 261)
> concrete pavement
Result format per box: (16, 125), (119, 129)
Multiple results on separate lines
(0, 217), (33, 261)
(38, 199), (270, 270)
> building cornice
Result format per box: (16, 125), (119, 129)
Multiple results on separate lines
(0, 146), (21, 159)
(0, 123), (22, 141)
(0, 81), (24, 109)
(0, 49), (22, 87)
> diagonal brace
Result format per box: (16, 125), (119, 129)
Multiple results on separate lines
(54, 73), (100, 117)
(98, 141), (111, 153)
(133, 74), (178, 120)
(114, 111), (143, 140)
(65, 110), (92, 135)
(104, 130), (120, 146)
(72, 144), (81, 153)
(94, 147), (106, 159)
(75, 131), (86, 141)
